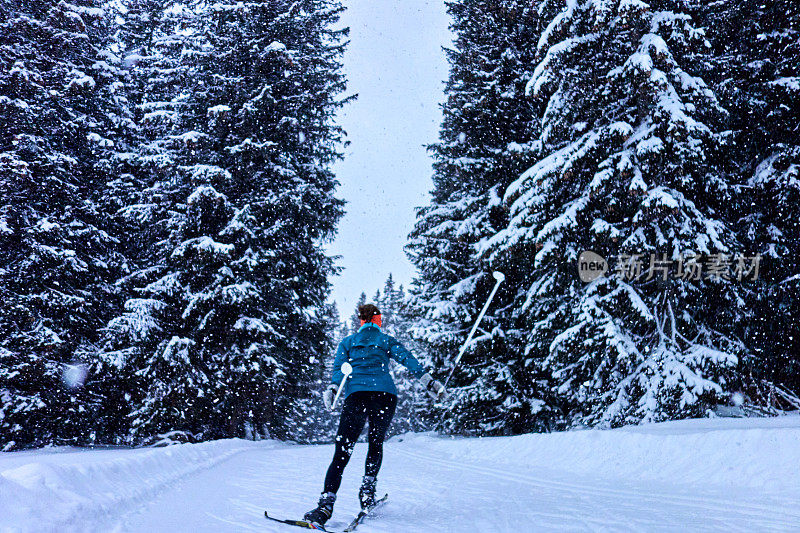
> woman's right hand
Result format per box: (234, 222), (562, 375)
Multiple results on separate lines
(420, 372), (446, 399)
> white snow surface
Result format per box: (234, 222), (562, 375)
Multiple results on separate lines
(2, 416), (800, 532)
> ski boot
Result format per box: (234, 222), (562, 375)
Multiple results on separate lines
(303, 492), (336, 527)
(358, 475), (377, 510)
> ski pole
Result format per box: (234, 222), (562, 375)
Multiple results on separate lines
(443, 271), (505, 389)
(330, 362), (353, 411)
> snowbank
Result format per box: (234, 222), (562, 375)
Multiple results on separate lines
(392, 415), (800, 493)
(0, 439), (276, 533)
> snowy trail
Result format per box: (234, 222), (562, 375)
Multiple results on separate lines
(4, 417), (800, 532)
(115, 436), (798, 532)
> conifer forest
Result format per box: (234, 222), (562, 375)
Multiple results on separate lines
(1, 0), (798, 451)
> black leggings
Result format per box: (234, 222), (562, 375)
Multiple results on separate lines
(323, 391), (397, 494)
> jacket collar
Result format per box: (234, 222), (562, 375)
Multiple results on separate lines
(358, 322), (380, 333)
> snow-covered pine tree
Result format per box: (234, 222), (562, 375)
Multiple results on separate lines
(73, 0), (163, 446)
(486, 0), (746, 427)
(336, 317), (349, 342)
(349, 292), (367, 333)
(377, 275), (399, 327)
(90, 0), (213, 445)
(0, 0), (129, 449)
(699, 0), (800, 402)
(406, 0), (550, 435)
(98, 0), (166, 233)
(99, 0), (348, 443)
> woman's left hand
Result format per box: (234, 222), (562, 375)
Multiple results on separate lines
(323, 384), (338, 410)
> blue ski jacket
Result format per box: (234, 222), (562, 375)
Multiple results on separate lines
(331, 323), (425, 397)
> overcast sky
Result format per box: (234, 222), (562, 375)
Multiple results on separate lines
(327, 1), (453, 318)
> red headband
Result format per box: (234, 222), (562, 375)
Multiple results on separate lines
(359, 314), (382, 327)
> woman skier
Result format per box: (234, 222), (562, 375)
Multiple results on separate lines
(303, 303), (446, 527)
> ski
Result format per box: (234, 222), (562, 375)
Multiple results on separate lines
(343, 493), (388, 532)
(264, 511), (337, 532)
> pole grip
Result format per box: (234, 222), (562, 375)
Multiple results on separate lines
(330, 362), (353, 411)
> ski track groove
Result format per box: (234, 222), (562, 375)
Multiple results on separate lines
(394, 446), (800, 531)
(396, 446), (800, 513)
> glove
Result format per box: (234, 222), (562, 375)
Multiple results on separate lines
(420, 372), (446, 399)
(323, 384), (338, 410)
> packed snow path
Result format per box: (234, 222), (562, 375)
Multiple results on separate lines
(3, 417), (800, 532)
